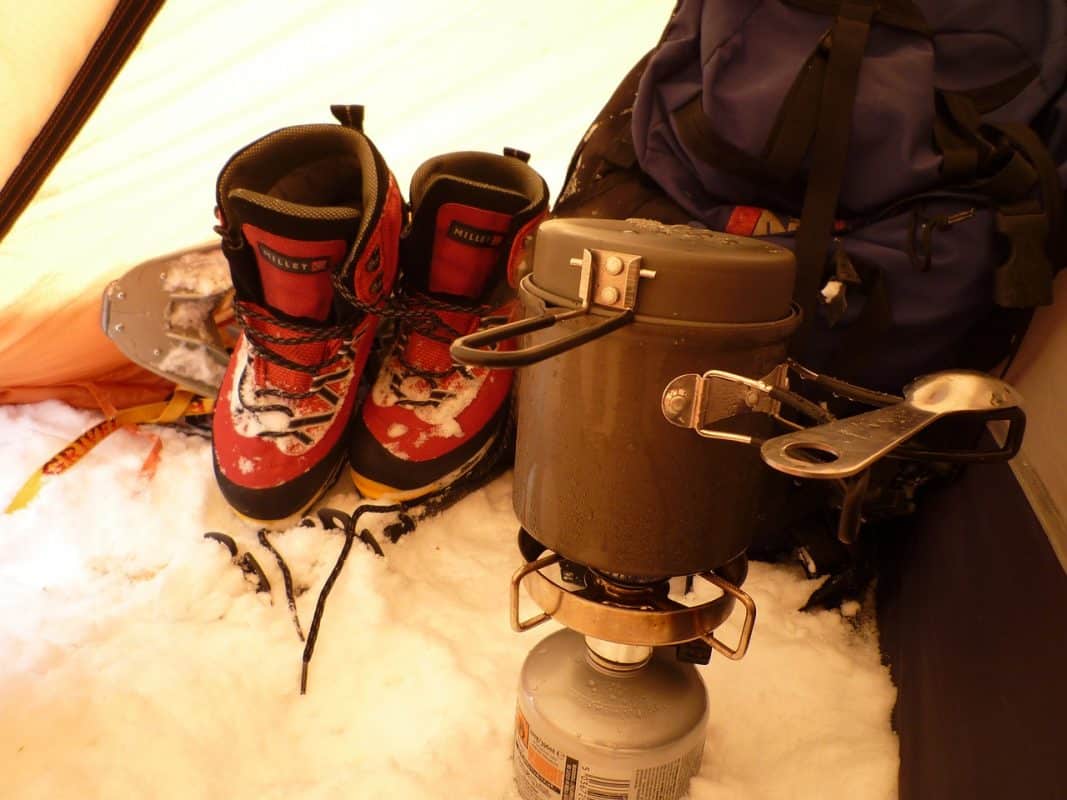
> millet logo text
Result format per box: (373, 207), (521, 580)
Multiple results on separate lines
(258, 242), (329, 273)
(447, 221), (504, 248)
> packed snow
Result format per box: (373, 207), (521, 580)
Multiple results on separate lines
(156, 342), (227, 387)
(0, 401), (898, 799)
(165, 297), (221, 338)
(162, 250), (232, 296)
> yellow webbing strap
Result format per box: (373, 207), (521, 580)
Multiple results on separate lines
(4, 390), (214, 513)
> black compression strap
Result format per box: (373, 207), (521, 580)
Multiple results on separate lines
(994, 122), (1066, 266)
(955, 65), (1042, 115)
(675, 96), (783, 183)
(790, 0), (876, 350)
(934, 92), (983, 182)
(780, 0), (929, 35)
(988, 122), (1063, 307)
(762, 34), (831, 181)
(980, 151), (1039, 204)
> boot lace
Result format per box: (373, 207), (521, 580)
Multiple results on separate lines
(235, 302), (355, 401)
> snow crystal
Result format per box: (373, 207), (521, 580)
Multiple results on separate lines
(840, 600), (862, 618)
(156, 343), (226, 386)
(161, 249), (231, 296)
(226, 342), (350, 457)
(370, 350), (485, 436)
(0, 402), (898, 799)
(821, 280), (845, 303)
(412, 377), (480, 430)
(237, 457), (256, 475)
(433, 418), (463, 439)
(166, 297), (218, 339)
(386, 423), (408, 438)
(382, 440), (410, 460)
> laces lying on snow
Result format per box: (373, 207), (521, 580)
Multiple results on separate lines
(203, 462), (519, 693)
(208, 504), (411, 694)
(294, 505), (401, 694)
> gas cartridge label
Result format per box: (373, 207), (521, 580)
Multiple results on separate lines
(514, 708), (570, 798)
(514, 708), (703, 800)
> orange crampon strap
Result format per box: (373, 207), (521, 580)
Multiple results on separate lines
(4, 389), (215, 513)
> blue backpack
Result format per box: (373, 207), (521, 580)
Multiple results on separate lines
(561, 0), (1066, 393)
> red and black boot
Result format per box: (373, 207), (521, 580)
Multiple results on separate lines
(348, 150), (548, 502)
(212, 110), (402, 522)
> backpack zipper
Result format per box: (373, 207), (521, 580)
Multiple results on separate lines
(909, 206), (978, 272)
(0, 0), (165, 243)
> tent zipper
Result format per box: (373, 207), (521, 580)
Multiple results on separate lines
(0, 0), (165, 244)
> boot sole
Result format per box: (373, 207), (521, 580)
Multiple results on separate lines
(227, 453), (347, 528)
(349, 433), (497, 502)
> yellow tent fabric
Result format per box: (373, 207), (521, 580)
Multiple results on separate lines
(0, 284), (170, 409)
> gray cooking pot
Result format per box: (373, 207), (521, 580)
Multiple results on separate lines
(452, 217), (799, 578)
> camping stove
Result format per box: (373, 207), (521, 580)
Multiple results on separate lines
(509, 528), (755, 800)
(445, 218), (786, 800)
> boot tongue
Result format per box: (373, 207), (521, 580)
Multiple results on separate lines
(407, 176), (527, 301)
(228, 189), (360, 321)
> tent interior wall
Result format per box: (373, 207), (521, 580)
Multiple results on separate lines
(2, 1), (1064, 797)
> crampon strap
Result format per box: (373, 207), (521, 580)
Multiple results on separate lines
(4, 389), (214, 513)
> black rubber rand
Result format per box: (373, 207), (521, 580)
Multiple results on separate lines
(213, 435), (348, 522)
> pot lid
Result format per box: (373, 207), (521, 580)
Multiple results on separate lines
(526, 217), (796, 324)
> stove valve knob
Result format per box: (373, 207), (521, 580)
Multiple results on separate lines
(675, 639), (713, 665)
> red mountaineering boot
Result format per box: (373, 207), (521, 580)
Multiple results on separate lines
(212, 108), (402, 522)
(348, 150), (548, 502)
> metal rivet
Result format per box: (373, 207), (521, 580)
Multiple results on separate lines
(598, 286), (620, 304)
(115, 290), (126, 300)
(152, 348), (162, 357)
(667, 392), (688, 413)
(113, 323), (125, 333)
(604, 256), (624, 275)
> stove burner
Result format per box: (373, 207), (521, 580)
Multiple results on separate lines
(511, 528), (756, 660)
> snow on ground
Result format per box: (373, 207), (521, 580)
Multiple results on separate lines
(0, 402), (898, 799)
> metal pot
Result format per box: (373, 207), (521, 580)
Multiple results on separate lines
(452, 217), (799, 577)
